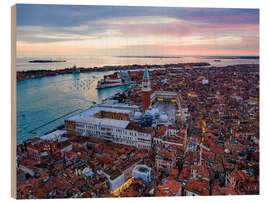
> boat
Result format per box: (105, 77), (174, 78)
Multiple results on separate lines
(214, 59), (221, 62)
(97, 80), (131, 89)
(96, 71), (132, 89)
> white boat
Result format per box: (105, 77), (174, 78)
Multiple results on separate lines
(96, 71), (132, 89)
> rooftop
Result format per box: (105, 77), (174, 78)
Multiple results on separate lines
(67, 106), (133, 122)
(84, 116), (130, 129)
(126, 122), (154, 134)
(40, 130), (66, 141)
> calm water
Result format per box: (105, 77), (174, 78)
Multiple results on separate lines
(16, 55), (259, 71)
(16, 55), (259, 144)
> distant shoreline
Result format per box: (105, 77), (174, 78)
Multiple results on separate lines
(28, 59), (67, 63)
(117, 56), (182, 59)
(16, 62), (211, 81)
(203, 56), (259, 60)
(117, 55), (259, 59)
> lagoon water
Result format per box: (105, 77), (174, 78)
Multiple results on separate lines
(16, 55), (259, 71)
(16, 55), (259, 144)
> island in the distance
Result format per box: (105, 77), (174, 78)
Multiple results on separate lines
(28, 59), (67, 63)
(17, 62), (211, 81)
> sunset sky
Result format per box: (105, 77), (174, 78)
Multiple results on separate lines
(16, 4), (259, 57)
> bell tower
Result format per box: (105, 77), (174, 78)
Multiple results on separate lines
(141, 67), (152, 112)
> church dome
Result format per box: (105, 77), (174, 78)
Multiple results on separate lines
(145, 107), (159, 118)
(134, 111), (142, 119)
(152, 108), (160, 118)
(159, 112), (168, 122)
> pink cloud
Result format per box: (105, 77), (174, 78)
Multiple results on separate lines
(116, 20), (258, 38)
(139, 34), (259, 56)
(117, 21), (196, 38)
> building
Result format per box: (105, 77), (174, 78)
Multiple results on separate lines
(190, 165), (209, 181)
(121, 179), (146, 197)
(132, 164), (151, 184)
(40, 130), (67, 142)
(27, 143), (41, 162)
(65, 103), (154, 149)
(18, 158), (40, 177)
(166, 124), (179, 136)
(154, 178), (182, 196)
(103, 168), (125, 192)
(141, 68), (152, 112)
(121, 158), (142, 181)
(183, 179), (210, 196)
(26, 140), (58, 162)
(225, 170), (246, 189)
(155, 151), (176, 172)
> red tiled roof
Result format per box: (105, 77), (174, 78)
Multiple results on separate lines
(126, 122), (154, 134)
(184, 179), (209, 196)
(154, 179), (181, 196)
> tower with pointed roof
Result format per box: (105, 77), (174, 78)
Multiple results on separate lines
(141, 67), (152, 112)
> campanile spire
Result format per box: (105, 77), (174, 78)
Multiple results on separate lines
(141, 68), (152, 112)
